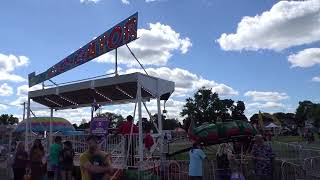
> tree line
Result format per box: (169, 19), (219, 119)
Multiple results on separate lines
(2, 87), (320, 131)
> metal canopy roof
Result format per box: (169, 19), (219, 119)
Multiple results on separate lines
(29, 72), (175, 110)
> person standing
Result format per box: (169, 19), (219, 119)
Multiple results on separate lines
(12, 142), (28, 180)
(49, 136), (63, 180)
(251, 135), (274, 180)
(80, 135), (113, 180)
(118, 115), (138, 167)
(215, 143), (234, 180)
(188, 142), (207, 180)
(144, 130), (154, 152)
(29, 139), (45, 180)
(59, 141), (74, 180)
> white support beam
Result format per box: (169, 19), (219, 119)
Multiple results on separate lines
(23, 102), (27, 151)
(157, 97), (163, 161)
(26, 98), (31, 151)
(49, 108), (53, 152)
(137, 82), (143, 167)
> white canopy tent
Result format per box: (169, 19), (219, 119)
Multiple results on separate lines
(265, 122), (280, 128)
(265, 122), (281, 135)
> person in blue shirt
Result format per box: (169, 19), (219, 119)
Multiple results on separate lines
(49, 136), (63, 180)
(189, 142), (207, 180)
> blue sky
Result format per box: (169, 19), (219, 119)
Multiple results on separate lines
(0, 0), (319, 124)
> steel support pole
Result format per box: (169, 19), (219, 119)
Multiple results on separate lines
(23, 102), (27, 150)
(91, 106), (94, 120)
(26, 98), (31, 150)
(157, 97), (163, 161)
(137, 82), (143, 166)
(8, 130), (12, 153)
(49, 108), (53, 150)
(115, 48), (118, 76)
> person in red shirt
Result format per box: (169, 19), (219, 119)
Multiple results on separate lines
(118, 115), (139, 167)
(144, 130), (154, 151)
(118, 115), (138, 135)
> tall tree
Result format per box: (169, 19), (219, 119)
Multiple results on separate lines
(72, 123), (78, 129)
(311, 104), (320, 128)
(142, 117), (153, 133)
(180, 87), (236, 129)
(249, 112), (273, 125)
(295, 101), (314, 127)
(231, 101), (247, 121)
(0, 114), (19, 125)
(98, 112), (125, 128)
(273, 112), (296, 127)
(151, 114), (180, 131)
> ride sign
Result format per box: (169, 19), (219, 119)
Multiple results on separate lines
(28, 12), (138, 87)
(90, 117), (109, 135)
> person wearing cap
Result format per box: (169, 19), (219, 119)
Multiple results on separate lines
(80, 135), (113, 180)
(251, 135), (274, 180)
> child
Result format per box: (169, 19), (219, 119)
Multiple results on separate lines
(59, 141), (74, 180)
(144, 131), (154, 151)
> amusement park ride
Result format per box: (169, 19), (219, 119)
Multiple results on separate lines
(23, 12), (257, 178)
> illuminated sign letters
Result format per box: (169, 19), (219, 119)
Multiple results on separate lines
(29, 12), (138, 87)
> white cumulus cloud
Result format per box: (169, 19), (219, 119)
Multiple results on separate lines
(0, 72), (26, 82)
(120, 0), (160, 4)
(0, 83), (13, 96)
(80, 0), (101, 3)
(244, 91), (289, 102)
(16, 84), (42, 96)
(245, 102), (286, 115)
(121, 0), (130, 4)
(0, 104), (8, 111)
(96, 23), (192, 67)
(0, 53), (29, 82)
(33, 108), (91, 125)
(10, 96), (28, 106)
(124, 67), (238, 97)
(288, 48), (320, 68)
(312, 76), (320, 82)
(10, 84), (43, 107)
(217, 0), (320, 51)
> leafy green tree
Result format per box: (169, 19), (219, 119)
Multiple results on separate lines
(273, 112), (296, 127)
(72, 123), (78, 129)
(181, 87), (237, 129)
(98, 112), (125, 128)
(142, 117), (153, 133)
(231, 101), (247, 121)
(0, 114), (19, 125)
(311, 104), (320, 128)
(295, 101), (314, 127)
(78, 121), (90, 129)
(151, 114), (180, 131)
(249, 112), (273, 125)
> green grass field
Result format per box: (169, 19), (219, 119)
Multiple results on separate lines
(169, 135), (320, 161)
